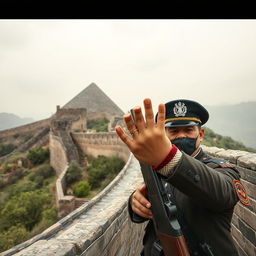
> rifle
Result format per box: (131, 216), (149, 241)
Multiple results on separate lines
(130, 109), (190, 256)
(139, 162), (190, 256)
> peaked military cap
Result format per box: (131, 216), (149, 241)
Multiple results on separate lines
(156, 99), (209, 127)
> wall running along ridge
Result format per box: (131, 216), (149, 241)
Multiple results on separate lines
(1, 141), (255, 256)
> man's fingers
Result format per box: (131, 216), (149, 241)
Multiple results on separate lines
(115, 126), (133, 147)
(123, 114), (139, 138)
(134, 186), (151, 209)
(143, 98), (155, 127)
(133, 106), (146, 131)
(156, 103), (166, 129)
(132, 199), (153, 219)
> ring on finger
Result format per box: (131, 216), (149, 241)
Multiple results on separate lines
(130, 129), (138, 136)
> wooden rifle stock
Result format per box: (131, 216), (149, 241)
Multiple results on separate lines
(139, 162), (190, 256)
(157, 232), (190, 256)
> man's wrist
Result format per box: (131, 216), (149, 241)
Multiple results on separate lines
(152, 144), (178, 171)
(152, 144), (182, 176)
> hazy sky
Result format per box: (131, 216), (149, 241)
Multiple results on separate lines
(1, 19), (256, 120)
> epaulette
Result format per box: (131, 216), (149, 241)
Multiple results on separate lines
(202, 158), (236, 169)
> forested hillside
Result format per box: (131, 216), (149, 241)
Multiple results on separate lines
(202, 127), (256, 153)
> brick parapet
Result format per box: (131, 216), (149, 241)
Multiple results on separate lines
(202, 145), (256, 256)
(1, 145), (256, 255)
(71, 132), (130, 162)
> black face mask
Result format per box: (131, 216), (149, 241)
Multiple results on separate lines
(171, 136), (198, 155)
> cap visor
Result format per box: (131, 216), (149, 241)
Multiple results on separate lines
(165, 121), (199, 128)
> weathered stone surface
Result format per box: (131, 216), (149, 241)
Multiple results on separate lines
(216, 149), (250, 164)
(232, 224), (256, 256)
(201, 145), (225, 156)
(237, 166), (256, 185)
(71, 132), (130, 162)
(234, 204), (256, 231)
(14, 240), (76, 256)
(3, 144), (256, 256)
(238, 218), (256, 246)
(238, 154), (256, 171)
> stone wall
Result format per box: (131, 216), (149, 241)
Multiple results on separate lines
(49, 131), (80, 217)
(53, 106), (87, 132)
(2, 143), (255, 256)
(202, 145), (256, 256)
(71, 132), (130, 162)
(51, 131), (130, 218)
(49, 132), (69, 176)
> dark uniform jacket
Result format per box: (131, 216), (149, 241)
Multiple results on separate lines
(128, 148), (241, 256)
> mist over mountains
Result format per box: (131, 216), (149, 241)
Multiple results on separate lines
(0, 113), (34, 131)
(205, 101), (256, 149)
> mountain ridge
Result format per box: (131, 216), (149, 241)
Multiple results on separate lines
(0, 113), (34, 131)
(205, 101), (256, 149)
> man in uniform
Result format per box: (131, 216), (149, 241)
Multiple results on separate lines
(115, 98), (250, 256)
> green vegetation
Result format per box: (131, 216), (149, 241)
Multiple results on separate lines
(0, 190), (52, 231)
(65, 155), (125, 198)
(72, 181), (91, 197)
(0, 147), (57, 253)
(0, 152), (27, 165)
(87, 118), (109, 132)
(202, 127), (256, 153)
(0, 225), (30, 252)
(27, 164), (55, 188)
(27, 148), (50, 165)
(65, 160), (82, 185)
(0, 143), (16, 157)
(87, 155), (125, 190)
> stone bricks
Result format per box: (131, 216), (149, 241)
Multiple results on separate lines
(238, 154), (256, 171)
(232, 224), (256, 256)
(71, 132), (130, 163)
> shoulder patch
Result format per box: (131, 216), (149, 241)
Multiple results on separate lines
(233, 180), (251, 207)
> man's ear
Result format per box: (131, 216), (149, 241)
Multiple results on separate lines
(199, 127), (205, 142)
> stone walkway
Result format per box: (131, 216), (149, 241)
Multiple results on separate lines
(2, 154), (143, 256)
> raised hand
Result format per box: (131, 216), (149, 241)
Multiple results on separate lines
(115, 98), (172, 166)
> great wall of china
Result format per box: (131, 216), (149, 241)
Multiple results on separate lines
(0, 83), (255, 256)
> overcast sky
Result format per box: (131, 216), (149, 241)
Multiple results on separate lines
(1, 19), (256, 120)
